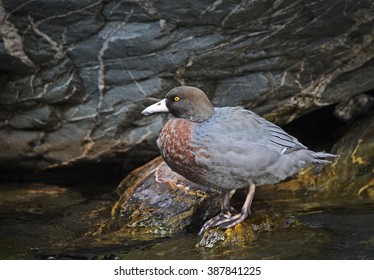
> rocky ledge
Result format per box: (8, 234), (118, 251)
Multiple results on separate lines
(0, 0), (373, 175)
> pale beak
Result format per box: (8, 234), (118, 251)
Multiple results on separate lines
(141, 98), (169, 115)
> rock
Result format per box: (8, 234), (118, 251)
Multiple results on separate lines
(102, 156), (221, 236)
(334, 93), (374, 123)
(325, 114), (374, 198)
(265, 113), (374, 199)
(98, 155), (300, 248)
(197, 222), (255, 249)
(197, 211), (298, 249)
(0, 0), (373, 173)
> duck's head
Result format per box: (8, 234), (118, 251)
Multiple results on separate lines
(141, 86), (215, 122)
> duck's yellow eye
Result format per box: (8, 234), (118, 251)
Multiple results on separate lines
(174, 96), (180, 102)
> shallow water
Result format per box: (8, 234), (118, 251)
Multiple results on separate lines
(0, 183), (373, 260)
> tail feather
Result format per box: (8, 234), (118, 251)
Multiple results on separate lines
(313, 151), (338, 164)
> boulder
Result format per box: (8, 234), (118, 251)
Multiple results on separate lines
(99, 156), (300, 249)
(102, 156), (221, 236)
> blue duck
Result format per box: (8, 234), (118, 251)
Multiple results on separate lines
(142, 86), (336, 234)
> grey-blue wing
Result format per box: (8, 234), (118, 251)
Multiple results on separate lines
(253, 112), (307, 154)
(191, 107), (310, 187)
(195, 107), (306, 154)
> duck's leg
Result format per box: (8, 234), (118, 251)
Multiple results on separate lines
(198, 183), (255, 235)
(222, 189), (237, 214)
(219, 183), (256, 229)
(198, 190), (236, 235)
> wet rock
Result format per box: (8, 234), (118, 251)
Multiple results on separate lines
(325, 114), (374, 198)
(0, 0), (373, 173)
(198, 223), (255, 249)
(99, 154), (300, 247)
(197, 211), (298, 249)
(102, 156), (221, 236)
(267, 113), (374, 199)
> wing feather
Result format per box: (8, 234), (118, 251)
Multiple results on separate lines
(193, 107), (307, 159)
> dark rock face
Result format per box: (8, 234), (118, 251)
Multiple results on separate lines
(0, 0), (373, 172)
(334, 93), (374, 123)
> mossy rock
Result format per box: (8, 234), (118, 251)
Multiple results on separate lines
(197, 211), (300, 249)
(99, 156), (221, 238)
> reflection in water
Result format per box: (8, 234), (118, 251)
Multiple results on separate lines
(0, 183), (373, 259)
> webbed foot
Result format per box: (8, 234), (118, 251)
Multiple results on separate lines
(198, 210), (248, 235)
(198, 183), (256, 235)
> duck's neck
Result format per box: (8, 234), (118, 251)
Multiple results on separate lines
(194, 93), (215, 122)
(186, 103), (215, 122)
